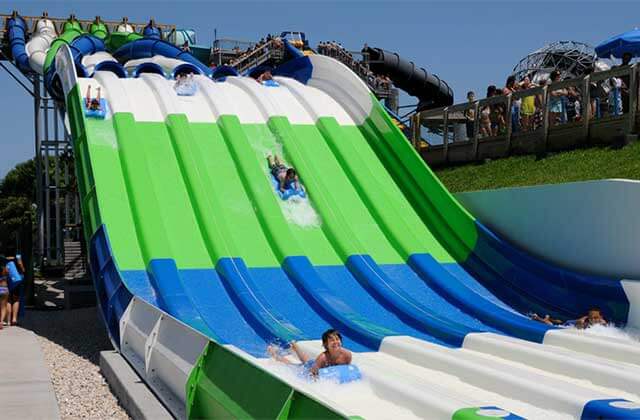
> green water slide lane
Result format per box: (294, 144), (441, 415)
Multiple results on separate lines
(315, 117), (454, 262)
(239, 122), (342, 265)
(165, 116), (279, 267)
(265, 117), (403, 264)
(360, 99), (479, 263)
(66, 85), (145, 270)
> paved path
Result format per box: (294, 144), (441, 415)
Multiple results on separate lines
(0, 326), (60, 419)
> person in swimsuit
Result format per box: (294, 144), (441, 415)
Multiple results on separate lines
(268, 329), (353, 377)
(267, 154), (300, 193)
(85, 85), (102, 111)
(530, 308), (607, 329)
(519, 76), (537, 132)
(257, 70), (274, 83)
(548, 70), (567, 126)
(0, 257), (9, 330)
(6, 255), (24, 326)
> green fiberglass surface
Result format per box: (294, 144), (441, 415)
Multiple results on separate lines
(67, 77), (483, 278)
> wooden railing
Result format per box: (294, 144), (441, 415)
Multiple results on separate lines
(413, 64), (639, 167)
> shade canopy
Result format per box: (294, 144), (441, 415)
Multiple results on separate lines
(596, 29), (640, 58)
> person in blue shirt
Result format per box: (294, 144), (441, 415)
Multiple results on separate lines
(5, 255), (24, 326)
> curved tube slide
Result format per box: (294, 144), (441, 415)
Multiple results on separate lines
(26, 18), (57, 75)
(113, 38), (211, 76)
(365, 47), (454, 109)
(6, 14), (31, 73)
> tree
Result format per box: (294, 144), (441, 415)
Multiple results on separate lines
(0, 159), (35, 250)
(0, 159), (36, 305)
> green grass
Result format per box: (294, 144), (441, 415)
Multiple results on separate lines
(434, 142), (640, 193)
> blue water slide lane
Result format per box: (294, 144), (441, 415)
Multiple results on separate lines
(469, 222), (630, 323)
(89, 225), (136, 347)
(215, 257), (305, 344)
(282, 256), (398, 349)
(273, 56), (313, 84)
(145, 259), (214, 337)
(133, 62), (165, 78)
(346, 255), (488, 346)
(172, 62), (202, 78)
(408, 253), (551, 343)
(275, 54), (632, 331)
(112, 38), (212, 76)
(212, 65), (239, 80)
(93, 60), (128, 78)
(6, 14), (31, 73)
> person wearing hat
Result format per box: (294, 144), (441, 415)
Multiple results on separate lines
(0, 256), (9, 330)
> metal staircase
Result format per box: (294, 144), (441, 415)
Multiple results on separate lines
(229, 39), (284, 74)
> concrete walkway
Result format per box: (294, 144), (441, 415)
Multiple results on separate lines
(0, 326), (60, 419)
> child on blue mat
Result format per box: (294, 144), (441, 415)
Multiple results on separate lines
(85, 85), (102, 111)
(268, 329), (352, 376)
(267, 154), (300, 193)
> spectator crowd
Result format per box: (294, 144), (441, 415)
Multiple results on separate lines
(460, 52), (634, 141)
(317, 41), (394, 95)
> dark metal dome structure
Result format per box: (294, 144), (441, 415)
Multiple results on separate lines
(512, 41), (597, 83)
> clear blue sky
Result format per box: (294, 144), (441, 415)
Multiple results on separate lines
(1, 0), (638, 178)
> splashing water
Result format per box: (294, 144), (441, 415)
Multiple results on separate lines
(280, 195), (322, 228)
(576, 323), (640, 342)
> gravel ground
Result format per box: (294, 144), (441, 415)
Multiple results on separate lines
(22, 307), (130, 419)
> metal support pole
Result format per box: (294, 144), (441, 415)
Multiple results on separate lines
(54, 104), (62, 262)
(33, 77), (44, 263)
(43, 92), (51, 262)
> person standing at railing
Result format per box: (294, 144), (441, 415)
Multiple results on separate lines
(548, 71), (567, 126)
(519, 76), (537, 132)
(464, 91), (476, 139)
(503, 76), (520, 133)
(608, 77), (623, 116)
(615, 52), (633, 114)
(584, 67), (601, 119)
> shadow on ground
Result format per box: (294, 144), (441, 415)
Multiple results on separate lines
(18, 278), (113, 365)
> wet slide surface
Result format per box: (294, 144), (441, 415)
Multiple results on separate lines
(68, 70), (511, 358)
(59, 49), (640, 419)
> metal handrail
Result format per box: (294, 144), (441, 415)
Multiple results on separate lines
(0, 12), (175, 34)
(229, 39), (283, 72)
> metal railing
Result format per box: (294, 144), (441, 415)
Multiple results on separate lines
(228, 38), (284, 74)
(413, 64), (639, 166)
(1, 12), (174, 37)
(316, 44), (394, 99)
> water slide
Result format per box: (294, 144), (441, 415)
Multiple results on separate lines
(6, 14), (640, 419)
(364, 46), (454, 109)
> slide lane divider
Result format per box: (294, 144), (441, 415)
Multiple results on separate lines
(94, 72), (211, 337)
(360, 98), (640, 364)
(140, 73), (304, 344)
(380, 336), (640, 420)
(211, 79), (402, 349)
(215, 111), (391, 350)
(364, 98), (630, 326)
(276, 79), (492, 346)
